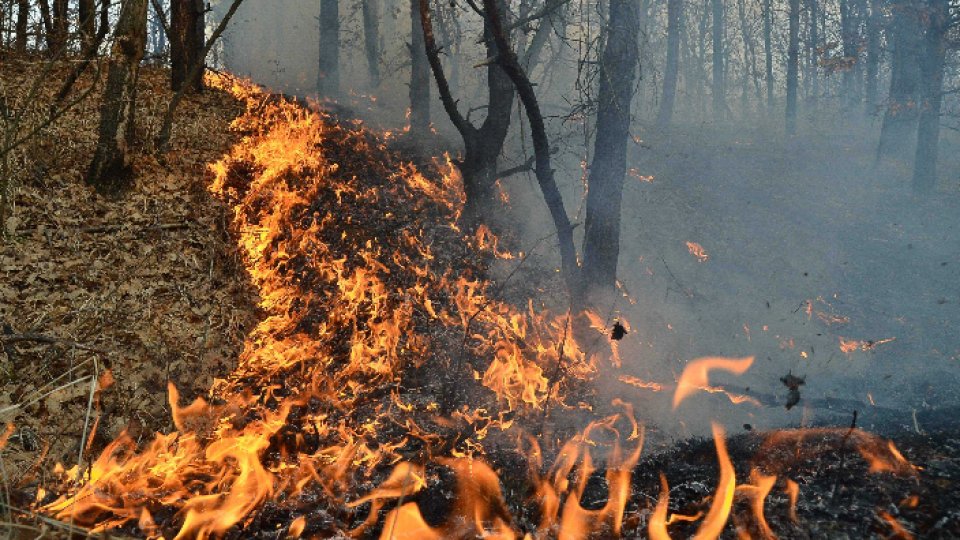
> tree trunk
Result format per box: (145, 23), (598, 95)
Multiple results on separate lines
(877, 0), (921, 160)
(839, 0), (860, 110)
(711, 0), (725, 121)
(763, 0), (773, 110)
(417, 0), (514, 227)
(483, 0), (581, 305)
(807, 0), (819, 104)
(79, 0), (96, 47)
(863, 0), (881, 116)
(362, 0), (381, 88)
(318, 0), (340, 98)
(785, 0), (800, 133)
(50, 0), (68, 53)
(14, 0), (28, 52)
(582, 0), (639, 296)
(656, 0), (682, 127)
(409, 0), (430, 136)
(911, 0), (948, 194)
(87, 0), (148, 194)
(171, 0), (205, 92)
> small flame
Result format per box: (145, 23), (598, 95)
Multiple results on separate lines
(673, 357), (754, 409)
(685, 241), (709, 262)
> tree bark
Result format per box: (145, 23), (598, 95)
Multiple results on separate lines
(14, 0), (28, 51)
(86, 0), (148, 194)
(807, 0), (819, 104)
(318, 0), (340, 98)
(483, 0), (581, 304)
(582, 0), (639, 296)
(417, 0), (515, 227)
(785, 0), (800, 133)
(711, 0), (725, 121)
(863, 0), (881, 115)
(362, 0), (381, 87)
(79, 0), (96, 47)
(763, 0), (773, 110)
(877, 0), (921, 160)
(50, 0), (68, 54)
(656, 0), (682, 127)
(409, 0), (430, 136)
(911, 0), (948, 194)
(170, 0), (205, 92)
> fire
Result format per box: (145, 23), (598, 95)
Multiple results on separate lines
(685, 241), (709, 262)
(30, 72), (925, 539)
(673, 356), (755, 409)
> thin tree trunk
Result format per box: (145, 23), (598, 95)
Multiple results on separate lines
(483, 0), (581, 304)
(79, 0), (96, 46)
(877, 0), (921, 160)
(657, 0), (682, 127)
(763, 0), (773, 109)
(14, 0), (28, 52)
(417, 0), (515, 227)
(51, 0), (67, 53)
(785, 0), (800, 133)
(87, 0), (148, 194)
(712, 0), (725, 121)
(409, 0), (430, 136)
(839, 0), (857, 109)
(171, 0), (204, 92)
(362, 0), (381, 87)
(808, 0), (819, 104)
(863, 0), (881, 116)
(318, 0), (340, 98)
(912, 0), (948, 193)
(582, 0), (639, 296)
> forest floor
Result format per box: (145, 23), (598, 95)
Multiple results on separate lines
(0, 57), (259, 535)
(0, 58), (958, 538)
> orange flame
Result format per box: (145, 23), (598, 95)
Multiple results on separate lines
(673, 357), (754, 409)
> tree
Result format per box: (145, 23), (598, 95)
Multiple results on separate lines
(912, 0), (949, 193)
(864, 0), (882, 115)
(171, 0), (205, 92)
(409, 0), (430, 137)
(582, 0), (640, 296)
(785, 0), (800, 133)
(657, 0), (683, 127)
(418, 0), (515, 226)
(87, 0), (148, 193)
(877, 0), (921, 160)
(712, 0), (725, 120)
(763, 0), (773, 109)
(482, 0), (580, 304)
(79, 0), (97, 47)
(362, 0), (381, 87)
(14, 0), (28, 52)
(318, 0), (340, 98)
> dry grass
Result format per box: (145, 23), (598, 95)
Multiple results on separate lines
(0, 54), (258, 531)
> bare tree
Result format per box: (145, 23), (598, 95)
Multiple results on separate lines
(864, 0), (881, 115)
(318, 0), (340, 98)
(417, 0), (515, 226)
(785, 0), (800, 133)
(170, 0), (204, 92)
(712, 0), (725, 120)
(87, 0), (148, 193)
(657, 0), (682, 127)
(582, 0), (639, 296)
(912, 0), (950, 193)
(409, 0), (430, 136)
(362, 0), (380, 87)
(14, 0), (28, 52)
(79, 0), (96, 46)
(763, 0), (773, 109)
(877, 0), (921, 160)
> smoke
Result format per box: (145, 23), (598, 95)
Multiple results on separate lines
(212, 0), (960, 439)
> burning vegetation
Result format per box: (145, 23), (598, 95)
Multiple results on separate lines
(3, 74), (948, 539)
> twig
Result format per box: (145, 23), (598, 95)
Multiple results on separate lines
(831, 410), (858, 499)
(0, 333), (107, 354)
